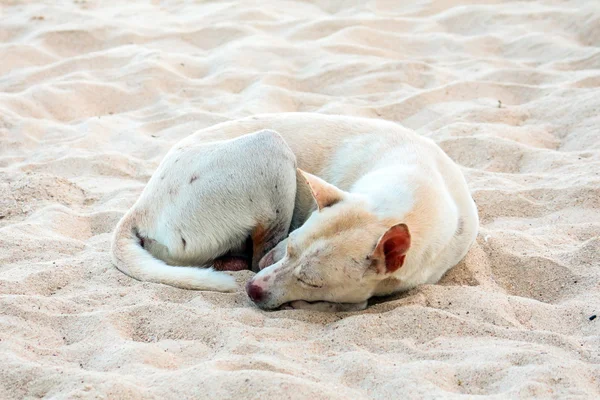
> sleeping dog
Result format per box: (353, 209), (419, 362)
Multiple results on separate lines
(112, 113), (478, 312)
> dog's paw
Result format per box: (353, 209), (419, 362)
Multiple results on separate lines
(258, 239), (288, 270)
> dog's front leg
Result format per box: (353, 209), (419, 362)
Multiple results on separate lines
(251, 225), (289, 272)
(288, 300), (368, 312)
(257, 238), (288, 270)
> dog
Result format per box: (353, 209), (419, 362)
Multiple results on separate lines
(111, 129), (298, 291)
(163, 113), (478, 311)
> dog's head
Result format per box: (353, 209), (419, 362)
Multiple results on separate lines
(246, 169), (411, 310)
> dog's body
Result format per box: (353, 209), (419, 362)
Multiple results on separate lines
(162, 113), (478, 311)
(112, 113), (478, 310)
(111, 129), (298, 291)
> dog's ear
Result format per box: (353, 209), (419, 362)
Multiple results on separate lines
(371, 223), (411, 274)
(297, 169), (345, 211)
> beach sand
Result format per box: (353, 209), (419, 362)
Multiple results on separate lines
(1, 0), (599, 398)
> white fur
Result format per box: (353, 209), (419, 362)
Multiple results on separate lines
(113, 112), (479, 306)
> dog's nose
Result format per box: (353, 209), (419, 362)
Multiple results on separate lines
(245, 280), (265, 303)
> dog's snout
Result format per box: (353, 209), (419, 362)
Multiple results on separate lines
(245, 280), (265, 303)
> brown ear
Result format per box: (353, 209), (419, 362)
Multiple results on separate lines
(297, 169), (345, 211)
(372, 224), (411, 274)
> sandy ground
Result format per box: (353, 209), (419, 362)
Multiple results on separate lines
(1, 0), (599, 398)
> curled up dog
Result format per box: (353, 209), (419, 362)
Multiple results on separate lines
(111, 113), (478, 312)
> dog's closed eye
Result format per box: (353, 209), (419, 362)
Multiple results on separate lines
(296, 277), (322, 289)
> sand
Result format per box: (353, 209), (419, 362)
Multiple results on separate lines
(1, 0), (599, 398)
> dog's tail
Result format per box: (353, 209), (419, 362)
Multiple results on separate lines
(110, 212), (237, 292)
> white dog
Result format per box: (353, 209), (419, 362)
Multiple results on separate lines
(111, 129), (298, 291)
(112, 113), (479, 312)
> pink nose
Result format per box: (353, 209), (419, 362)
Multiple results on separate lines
(245, 280), (265, 303)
